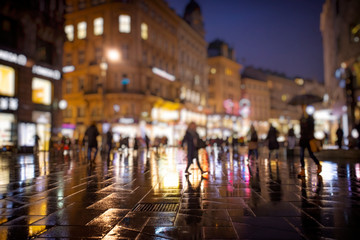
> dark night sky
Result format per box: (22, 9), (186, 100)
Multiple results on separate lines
(166, 0), (325, 82)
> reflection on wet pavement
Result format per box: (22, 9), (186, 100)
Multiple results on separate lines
(0, 147), (360, 239)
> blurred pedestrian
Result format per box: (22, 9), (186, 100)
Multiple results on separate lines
(298, 105), (322, 177)
(145, 134), (150, 150)
(266, 124), (279, 160)
(34, 134), (40, 154)
(106, 129), (113, 155)
(84, 122), (100, 161)
(247, 124), (258, 160)
(287, 128), (296, 157)
(181, 122), (206, 175)
(336, 126), (344, 149)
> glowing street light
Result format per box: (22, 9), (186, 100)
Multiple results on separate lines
(107, 49), (120, 62)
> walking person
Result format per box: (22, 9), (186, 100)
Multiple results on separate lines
(181, 122), (206, 175)
(287, 128), (296, 158)
(298, 105), (322, 177)
(34, 134), (40, 154)
(106, 129), (113, 157)
(247, 124), (259, 160)
(336, 126), (344, 149)
(266, 124), (279, 160)
(84, 122), (100, 161)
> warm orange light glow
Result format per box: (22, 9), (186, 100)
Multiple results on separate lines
(107, 49), (120, 62)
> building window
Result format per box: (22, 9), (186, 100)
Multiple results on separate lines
(65, 53), (72, 65)
(65, 25), (74, 41)
(95, 47), (102, 62)
(141, 23), (148, 40)
(77, 107), (85, 117)
(225, 68), (232, 76)
(93, 17), (103, 36)
(32, 78), (52, 105)
(119, 15), (131, 33)
(78, 0), (86, 9)
(64, 108), (72, 118)
(65, 79), (72, 94)
(0, 65), (15, 97)
(77, 21), (87, 39)
(78, 77), (84, 91)
(122, 44), (129, 60)
(78, 50), (85, 64)
(142, 51), (147, 63)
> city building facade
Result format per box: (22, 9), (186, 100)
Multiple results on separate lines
(207, 40), (243, 138)
(62, 0), (208, 144)
(242, 67), (327, 141)
(321, 0), (360, 139)
(0, 0), (65, 151)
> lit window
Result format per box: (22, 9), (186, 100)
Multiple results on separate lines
(0, 65), (15, 97)
(32, 78), (52, 105)
(119, 15), (131, 33)
(141, 23), (148, 40)
(65, 25), (74, 41)
(93, 17), (103, 36)
(65, 80), (72, 94)
(225, 68), (232, 76)
(77, 21), (87, 39)
(281, 94), (287, 102)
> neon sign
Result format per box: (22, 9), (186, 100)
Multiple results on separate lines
(0, 49), (27, 66)
(223, 98), (251, 117)
(32, 65), (61, 80)
(152, 67), (175, 81)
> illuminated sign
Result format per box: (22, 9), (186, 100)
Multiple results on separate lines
(0, 49), (27, 66)
(62, 65), (75, 73)
(32, 65), (61, 80)
(0, 97), (18, 111)
(119, 118), (134, 124)
(152, 67), (175, 81)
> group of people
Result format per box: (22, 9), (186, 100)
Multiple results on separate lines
(247, 105), (321, 177)
(80, 103), (322, 178)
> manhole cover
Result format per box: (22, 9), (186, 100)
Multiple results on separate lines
(132, 203), (179, 212)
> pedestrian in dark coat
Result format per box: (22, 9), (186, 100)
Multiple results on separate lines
(247, 124), (259, 160)
(266, 124), (279, 160)
(85, 122), (100, 161)
(298, 105), (321, 177)
(336, 126), (343, 149)
(181, 122), (205, 175)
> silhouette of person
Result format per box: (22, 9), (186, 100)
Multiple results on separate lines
(84, 122), (100, 161)
(298, 105), (322, 177)
(266, 124), (279, 160)
(336, 126), (344, 149)
(181, 122), (206, 175)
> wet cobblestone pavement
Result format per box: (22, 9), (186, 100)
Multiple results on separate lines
(0, 147), (360, 239)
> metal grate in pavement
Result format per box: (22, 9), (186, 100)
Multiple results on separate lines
(132, 203), (179, 212)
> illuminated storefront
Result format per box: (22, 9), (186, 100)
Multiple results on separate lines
(0, 65), (17, 150)
(0, 48), (60, 152)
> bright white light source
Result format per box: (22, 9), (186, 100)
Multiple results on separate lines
(306, 105), (315, 115)
(59, 100), (68, 110)
(315, 131), (325, 139)
(352, 129), (359, 139)
(113, 104), (120, 112)
(107, 49), (120, 62)
(62, 65), (75, 73)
